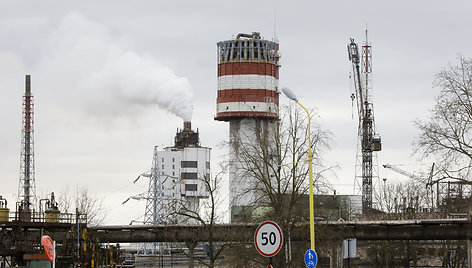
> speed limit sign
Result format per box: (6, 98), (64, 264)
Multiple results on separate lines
(254, 221), (283, 257)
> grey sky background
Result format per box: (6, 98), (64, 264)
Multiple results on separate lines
(0, 1), (470, 224)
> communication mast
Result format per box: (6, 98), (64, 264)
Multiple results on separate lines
(17, 75), (37, 213)
(347, 31), (381, 213)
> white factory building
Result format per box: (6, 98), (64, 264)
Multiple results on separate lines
(143, 121), (211, 225)
(159, 145), (211, 200)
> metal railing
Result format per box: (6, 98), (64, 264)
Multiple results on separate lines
(0, 210), (87, 224)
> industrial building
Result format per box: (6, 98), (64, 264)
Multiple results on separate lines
(3, 32), (472, 267)
(127, 121), (211, 227)
(215, 32), (280, 222)
(0, 76), (100, 267)
(130, 121), (211, 263)
(156, 121), (211, 223)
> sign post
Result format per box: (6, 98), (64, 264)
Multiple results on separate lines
(254, 221), (283, 266)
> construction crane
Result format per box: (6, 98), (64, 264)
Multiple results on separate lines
(347, 31), (381, 213)
(383, 163), (435, 184)
(383, 163), (436, 210)
(383, 164), (423, 181)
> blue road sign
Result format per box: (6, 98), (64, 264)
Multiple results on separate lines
(304, 249), (318, 268)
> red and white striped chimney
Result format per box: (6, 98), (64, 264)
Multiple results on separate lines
(215, 32), (280, 121)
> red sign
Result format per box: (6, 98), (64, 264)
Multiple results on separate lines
(41, 235), (54, 263)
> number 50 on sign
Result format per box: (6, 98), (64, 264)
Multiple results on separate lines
(254, 221), (283, 257)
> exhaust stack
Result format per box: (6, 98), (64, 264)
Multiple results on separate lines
(174, 121), (200, 147)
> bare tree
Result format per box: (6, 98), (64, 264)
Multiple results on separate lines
(225, 104), (334, 267)
(173, 170), (227, 268)
(57, 185), (106, 226)
(235, 104), (333, 216)
(414, 56), (472, 182)
(374, 179), (431, 218)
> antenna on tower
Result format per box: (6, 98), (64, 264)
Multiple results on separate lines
(273, 8), (278, 42)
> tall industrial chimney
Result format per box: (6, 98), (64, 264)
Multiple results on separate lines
(215, 33), (280, 222)
(18, 75), (36, 213)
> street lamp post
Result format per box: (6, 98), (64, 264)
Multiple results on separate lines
(282, 87), (315, 251)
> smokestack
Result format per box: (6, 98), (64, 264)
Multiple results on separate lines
(25, 75), (31, 95)
(18, 74), (36, 213)
(174, 121), (199, 147)
(184, 121), (191, 131)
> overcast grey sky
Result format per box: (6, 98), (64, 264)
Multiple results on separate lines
(0, 1), (471, 224)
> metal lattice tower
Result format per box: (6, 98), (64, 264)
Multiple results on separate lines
(348, 31), (381, 213)
(139, 146), (164, 255)
(144, 146), (162, 226)
(17, 75), (36, 210)
(133, 146), (175, 255)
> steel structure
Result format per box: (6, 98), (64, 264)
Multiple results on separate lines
(383, 164), (425, 181)
(124, 146), (169, 255)
(17, 75), (36, 211)
(347, 32), (381, 213)
(144, 147), (165, 226)
(124, 147), (177, 229)
(140, 146), (166, 255)
(383, 163), (440, 211)
(89, 218), (472, 243)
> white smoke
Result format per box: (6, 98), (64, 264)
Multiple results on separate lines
(37, 12), (193, 122)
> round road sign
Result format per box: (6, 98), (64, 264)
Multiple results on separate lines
(304, 249), (318, 267)
(41, 235), (54, 263)
(254, 221), (283, 257)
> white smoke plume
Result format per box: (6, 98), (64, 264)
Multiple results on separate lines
(37, 12), (193, 122)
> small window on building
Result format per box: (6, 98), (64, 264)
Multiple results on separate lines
(181, 161), (198, 168)
(181, 173), (198, 180)
(172, 165), (175, 169)
(172, 158), (175, 162)
(162, 158), (164, 162)
(206, 162), (210, 169)
(162, 165), (164, 169)
(172, 171), (175, 176)
(185, 184), (197, 191)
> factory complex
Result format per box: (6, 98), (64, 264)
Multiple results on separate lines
(1, 31), (472, 268)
